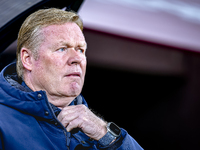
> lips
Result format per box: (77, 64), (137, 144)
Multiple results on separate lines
(66, 72), (81, 77)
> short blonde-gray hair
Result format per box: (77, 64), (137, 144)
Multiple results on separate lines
(16, 8), (83, 78)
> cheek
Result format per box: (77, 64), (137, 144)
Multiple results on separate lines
(81, 57), (87, 70)
(39, 54), (61, 69)
(83, 60), (87, 74)
(33, 55), (57, 77)
(81, 60), (87, 83)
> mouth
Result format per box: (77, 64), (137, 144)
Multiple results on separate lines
(66, 72), (81, 77)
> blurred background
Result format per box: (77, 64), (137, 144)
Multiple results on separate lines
(1, 0), (200, 149)
(79, 0), (200, 149)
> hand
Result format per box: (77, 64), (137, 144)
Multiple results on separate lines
(57, 104), (107, 140)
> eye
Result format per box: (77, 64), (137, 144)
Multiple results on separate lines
(77, 49), (84, 54)
(57, 47), (67, 52)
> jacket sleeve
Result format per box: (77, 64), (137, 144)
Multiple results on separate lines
(99, 128), (144, 150)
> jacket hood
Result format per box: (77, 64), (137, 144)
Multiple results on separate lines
(0, 62), (87, 119)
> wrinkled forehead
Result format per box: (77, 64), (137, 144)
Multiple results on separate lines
(41, 22), (86, 44)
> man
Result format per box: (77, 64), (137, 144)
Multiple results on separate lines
(0, 8), (143, 150)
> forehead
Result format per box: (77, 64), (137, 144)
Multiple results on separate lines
(41, 22), (86, 45)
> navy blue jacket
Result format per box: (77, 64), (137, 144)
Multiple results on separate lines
(0, 63), (143, 150)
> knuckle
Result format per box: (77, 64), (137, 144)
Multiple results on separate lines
(78, 104), (85, 109)
(78, 113), (85, 121)
(69, 121), (75, 126)
(63, 118), (70, 124)
(77, 104), (87, 112)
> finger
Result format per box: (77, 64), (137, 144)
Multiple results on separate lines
(57, 105), (88, 128)
(66, 117), (83, 132)
(57, 106), (78, 121)
(60, 112), (80, 127)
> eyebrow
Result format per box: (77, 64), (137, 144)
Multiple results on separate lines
(57, 41), (87, 48)
(80, 42), (87, 49)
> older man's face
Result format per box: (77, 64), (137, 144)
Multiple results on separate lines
(31, 22), (87, 100)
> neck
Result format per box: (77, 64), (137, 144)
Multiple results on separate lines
(45, 93), (75, 109)
(24, 74), (75, 109)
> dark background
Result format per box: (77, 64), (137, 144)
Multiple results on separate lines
(81, 29), (200, 150)
(82, 55), (200, 150)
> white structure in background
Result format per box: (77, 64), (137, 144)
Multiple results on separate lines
(79, 0), (200, 52)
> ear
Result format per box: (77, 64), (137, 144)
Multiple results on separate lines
(21, 48), (33, 71)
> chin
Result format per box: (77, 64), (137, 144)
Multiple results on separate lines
(69, 82), (82, 93)
(63, 88), (82, 97)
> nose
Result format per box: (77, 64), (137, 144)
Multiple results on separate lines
(67, 48), (83, 65)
